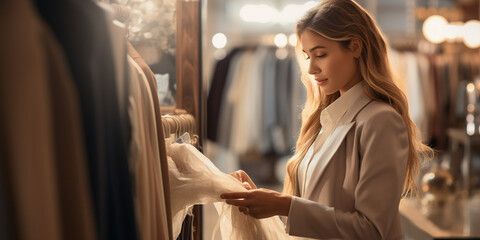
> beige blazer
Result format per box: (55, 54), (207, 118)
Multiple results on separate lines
(287, 93), (409, 240)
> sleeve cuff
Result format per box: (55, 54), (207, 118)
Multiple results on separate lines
(284, 196), (339, 238)
(285, 195), (299, 234)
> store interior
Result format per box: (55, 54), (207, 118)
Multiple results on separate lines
(201, 0), (480, 239)
(2, 0), (480, 239)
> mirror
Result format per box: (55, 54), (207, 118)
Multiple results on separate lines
(120, 0), (177, 106)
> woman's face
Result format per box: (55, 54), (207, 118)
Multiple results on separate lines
(300, 30), (362, 95)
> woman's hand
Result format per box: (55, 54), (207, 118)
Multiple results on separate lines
(230, 170), (257, 190)
(220, 189), (292, 219)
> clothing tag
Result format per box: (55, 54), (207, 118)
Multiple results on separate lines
(176, 132), (191, 144)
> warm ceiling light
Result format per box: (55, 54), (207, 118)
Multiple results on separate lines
(212, 33), (227, 49)
(463, 20), (480, 48)
(274, 33), (288, 48)
(422, 15), (448, 44)
(289, 33), (297, 47)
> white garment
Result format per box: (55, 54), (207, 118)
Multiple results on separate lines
(230, 47), (269, 155)
(127, 56), (169, 240)
(218, 50), (253, 148)
(241, 46), (269, 154)
(388, 49), (409, 97)
(166, 137), (291, 240)
(297, 81), (365, 196)
(405, 53), (427, 142)
(416, 54), (435, 142)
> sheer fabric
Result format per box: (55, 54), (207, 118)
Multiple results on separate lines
(166, 134), (290, 240)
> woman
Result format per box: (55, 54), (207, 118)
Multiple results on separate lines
(220, 0), (433, 239)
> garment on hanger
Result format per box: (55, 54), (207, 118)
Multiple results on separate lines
(434, 56), (451, 149)
(1, 1), (96, 239)
(98, 2), (129, 117)
(416, 53), (436, 142)
(262, 49), (278, 153)
(175, 213), (194, 240)
(405, 53), (427, 142)
(273, 56), (293, 154)
(230, 47), (269, 156)
(208, 46), (304, 160)
(388, 49), (460, 147)
(289, 60), (306, 149)
(127, 41), (174, 240)
(4, 0), (184, 239)
(218, 50), (255, 150)
(127, 55), (170, 240)
(34, 1), (137, 239)
(207, 47), (244, 142)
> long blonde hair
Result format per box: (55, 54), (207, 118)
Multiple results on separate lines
(283, 0), (433, 196)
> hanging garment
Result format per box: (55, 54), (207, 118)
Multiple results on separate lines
(273, 56), (292, 154)
(127, 41), (173, 240)
(230, 47), (270, 155)
(0, 166), (12, 240)
(388, 49), (409, 97)
(446, 54), (460, 128)
(211, 47), (304, 157)
(127, 55), (170, 240)
(434, 56), (451, 149)
(289, 58), (306, 150)
(262, 49), (278, 154)
(207, 48), (244, 142)
(427, 55), (441, 147)
(166, 136), (290, 240)
(98, 3), (129, 119)
(34, 0), (137, 239)
(1, 0), (96, 239)
(217, 50), (254, 148)
(405, 53), (427, 142)
(416, 53), (436, 142)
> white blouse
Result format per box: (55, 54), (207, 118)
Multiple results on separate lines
(297, 81), (365, 196)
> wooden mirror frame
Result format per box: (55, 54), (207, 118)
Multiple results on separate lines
(163, 0), (202, 138)
(168, 0), (203, 239)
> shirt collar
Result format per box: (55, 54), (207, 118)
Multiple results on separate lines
(320, 81), (365, 128)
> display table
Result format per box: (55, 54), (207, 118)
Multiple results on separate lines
(400, 198), (480, 239)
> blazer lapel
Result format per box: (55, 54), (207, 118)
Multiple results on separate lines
(303, 122), (355, 197)
(303, 94), (372, 198)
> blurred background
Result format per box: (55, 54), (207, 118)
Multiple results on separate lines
(3, 0), (480, 239)
(199, 0), (480, 239)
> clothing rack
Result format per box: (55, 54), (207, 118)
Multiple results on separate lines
(162, 111), (197, 140)
(162, 110), (201, 240)
(3, 1), (203, 239)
